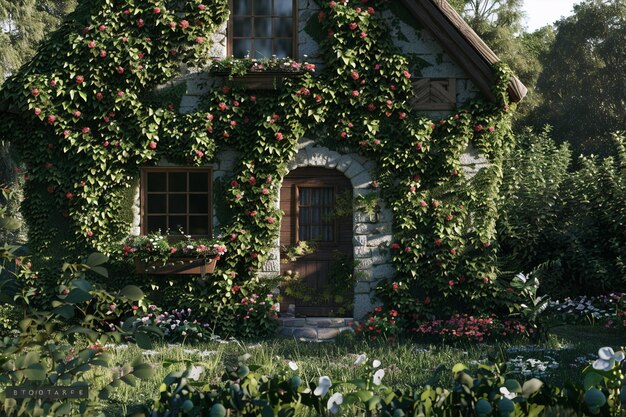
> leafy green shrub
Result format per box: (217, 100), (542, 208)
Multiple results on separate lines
(0, 304), (19, 337)
(498, 130), (626, 297)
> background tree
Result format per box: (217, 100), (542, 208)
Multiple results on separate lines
(0, 0), (75, 185)
(531, 0), (626, 156)
(449, 0), (547, 119)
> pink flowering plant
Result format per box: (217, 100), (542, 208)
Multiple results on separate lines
(350, 306), (399, 341)
(236, 293), (280, 338)
(134, 306), (215, 343)
(411, 313), (528, 342)
(119, 230), (227, 265)
(209, 57), (316, 77)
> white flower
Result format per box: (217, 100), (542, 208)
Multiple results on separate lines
(354, 353), (367, 365)
(372, 359), (381, 368)
(514, 272), (529, 283)
(500, 387), (517, 399)
(288, 361), (298, 371)
(314, 376), (332, 396)
(327, 392), (343, 414)
(593, 347), (625, 371)
(188, 365), (204, 381)
(373, 369), (385, 385)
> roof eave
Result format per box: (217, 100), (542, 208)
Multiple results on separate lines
(401, 0), (527, 103)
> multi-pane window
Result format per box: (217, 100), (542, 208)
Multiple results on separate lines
(229, 0), (295, 58)
(297, 187), (334, 242)
(140, 168), (212, 237)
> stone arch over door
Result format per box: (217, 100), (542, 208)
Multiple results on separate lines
(277, 144), (395, 319)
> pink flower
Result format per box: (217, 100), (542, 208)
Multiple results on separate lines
(450, 248), (457, 255)
(329, 1), (336, 8)
(403, 70), (412, 78)
(474, 124), (484, 132)
(117, 66), (124, 74)
(50, 79), (56, 87)
(195, 150), (204, 158)
(196, 36), (204, 44)
(47, 115), (56, 124)
(267, 217), (275, 224)
(419, 200), (427, 207)
(448, 280), (454, 287)
(63, 130), (70, 136)
(351, 71), (359, 80)
(275, 132), (283, 141)
(179, 20), (190, 29)
(66, 192), (73, 199)
(87, 41), (96, 49)
(351, 90), (359, 97)
(198, 4), (206, 10)
(86, 230), (94, 237)
(488, 126), (495, 132)
(99, 24), (106, 32)
(435, 239), (441, 247)
(137, 18), (145, 28)
(360, 32), (367, 39)
(34, 108), (42, 116)
(149, 141), (157, 149)
(153, 7), (161, 14)
(75, 75), (84, 84)
(99, 50), (107, 58)
(249, 210), (257, 216)
(218, 102), (227, 111)
(81, 127), (90, 134)
(391, 243), (401, 249)
(261, 188), (269, 195)
(348, 22), (358, 30)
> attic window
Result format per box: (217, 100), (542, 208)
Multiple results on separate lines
(140, 168), (213, 237)
(228, 0), (297, 58)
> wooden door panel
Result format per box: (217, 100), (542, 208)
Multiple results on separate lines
(280, 167), (353, 317)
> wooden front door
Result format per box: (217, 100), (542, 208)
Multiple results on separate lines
(280, 167), (353, 316)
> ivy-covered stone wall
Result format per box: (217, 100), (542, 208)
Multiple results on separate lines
(0, 0), (517, 329)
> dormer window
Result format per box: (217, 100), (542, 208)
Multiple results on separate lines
(228, 0), (297, 58)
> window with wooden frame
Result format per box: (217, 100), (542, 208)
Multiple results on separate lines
(228, 0), (297, 58)
(296, 186), (336, 243)
(140, 168), (212, 237)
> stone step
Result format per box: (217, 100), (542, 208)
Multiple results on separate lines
(278, 317), (354, 341)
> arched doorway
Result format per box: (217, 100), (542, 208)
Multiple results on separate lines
(279, 167), (353, 316)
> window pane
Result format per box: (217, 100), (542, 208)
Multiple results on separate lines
(147, 194), (167, 213)
(253, 39), (273, 58)
(147, 215), (167, 233)
(254, 18), (272, 37)
(233, 17), (252, 37)
(169, 172), (187, 192)
(169, 215), (187, 233)
(233, 0), (252, 15)
(274, 38), (292, 57)
(189, 172), (209, 192)
(189, 216), (210, 236)
(147, 172), (166, 192)
(169, 195), (187, 214)
(233, 39), (251, 57)
(274, 18), (291, 37)
(254, 0), (271, 15)
(274, 0), (292, 16)
(189, 194), (209, 214)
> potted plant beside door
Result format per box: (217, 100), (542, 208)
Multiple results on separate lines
(120, 231), (226, 276)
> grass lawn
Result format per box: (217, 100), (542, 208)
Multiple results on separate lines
(96, 325), (625, 416)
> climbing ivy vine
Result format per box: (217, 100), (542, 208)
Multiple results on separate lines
(0, 0), (516, 329)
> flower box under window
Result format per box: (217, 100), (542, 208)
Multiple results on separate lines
(134, 257), (217, 276)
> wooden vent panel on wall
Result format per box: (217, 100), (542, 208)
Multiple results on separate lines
(411, 78), (456, 111)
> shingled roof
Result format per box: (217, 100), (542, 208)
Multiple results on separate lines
(401, 0), (527, 103)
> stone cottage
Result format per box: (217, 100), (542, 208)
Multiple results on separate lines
(125, 0), (526, 319)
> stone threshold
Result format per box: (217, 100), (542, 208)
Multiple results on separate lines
(279, 316), (354, 341)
